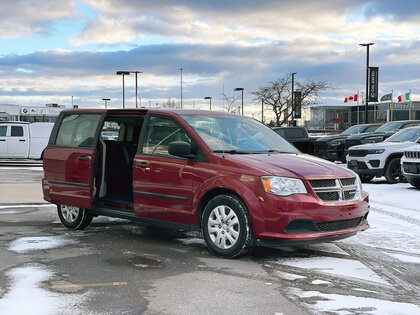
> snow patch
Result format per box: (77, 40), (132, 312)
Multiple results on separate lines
(0, 265), (86, 315)
(275, 271), (307, 281)
(8, 236), (76, 253)
(290, 288), (420, 315)
(276, 256), (389, 285)
(0, 204), (53, 209)
(386, 253), (420, 264)
(311, 280), (331, 285)
(176, 237), (205, 245)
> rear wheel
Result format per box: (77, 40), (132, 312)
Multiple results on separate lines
(202, 195), (255, 258)
(57, 205), (93, 230)
(360, 174), (375, 183)
(384, 158), (403, 184)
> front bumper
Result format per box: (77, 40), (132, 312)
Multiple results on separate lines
(346, 153), (385, 177)
(401, 160), (420, 181)
(249, 187), (370, 242)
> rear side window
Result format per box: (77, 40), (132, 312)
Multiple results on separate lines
(0, 126), (6, 136)
(55, 114), (101, 148)
(11, 126), (23, 137)
(365, 125), (380, 132)
(142, 116), (191, 157)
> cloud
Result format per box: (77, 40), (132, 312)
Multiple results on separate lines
(0, 1), (76, 38)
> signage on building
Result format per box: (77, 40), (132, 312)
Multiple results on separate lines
(293, 91), (302, 119)
(368, 67), (379, 102)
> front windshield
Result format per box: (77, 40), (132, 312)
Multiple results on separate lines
(341, 125), (366, 135)
(375, 121), (402, 133)
(181, 114), (299, 154)
(385, 128), (420, 143)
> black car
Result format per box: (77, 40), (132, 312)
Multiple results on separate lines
(344, 120), (420, 151)
(314, 123), (382, 163)
(272, 126), (313, 154)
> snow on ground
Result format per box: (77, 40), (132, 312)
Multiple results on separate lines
(289, 288), (420, 315)
(8, 236), (76, 253)
(275, 256), (389, 285)
(0, 265), (87, 315)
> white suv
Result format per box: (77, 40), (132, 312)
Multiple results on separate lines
(401, 144), (420, 189)
(347, 127), (420, 184)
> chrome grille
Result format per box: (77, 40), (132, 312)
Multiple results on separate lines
(404, 151), (420, 159)
(309, 178), (359, 202)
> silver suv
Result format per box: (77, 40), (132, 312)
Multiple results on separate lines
(347, 127), (420, 183)
(401, 144), (420, 189)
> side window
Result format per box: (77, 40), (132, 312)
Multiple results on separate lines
(11, 126), (23, 137)
(55, 114), (101, 148)
(365, 125), (379, 132)
(0, 126), (7, 136)
(142, 116), (191, 157)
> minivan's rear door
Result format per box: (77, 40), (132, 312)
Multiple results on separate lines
(43, 113), (103, 209)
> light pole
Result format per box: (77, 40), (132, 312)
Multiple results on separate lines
(204, 97), (212, 110)
(179, 68), (183, 108)
(102, 98), (110, 109)
(360, 43), (374, 124)
(138, 97), (142, 108)
(116, 71), (130, 108)
(130, 71), (143, 108)
(234, 88), (244, 115)
(291, 72), (296, 124)
(261, 99), (264, 123)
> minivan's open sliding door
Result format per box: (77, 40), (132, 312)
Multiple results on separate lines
(43, 113), (105, 209)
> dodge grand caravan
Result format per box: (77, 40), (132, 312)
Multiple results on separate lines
(43, 109), (370, 258)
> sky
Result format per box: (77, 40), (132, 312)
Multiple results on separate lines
(0, 0), (419, 117)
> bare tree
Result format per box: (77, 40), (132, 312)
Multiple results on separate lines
(252, 74), (330, 126)
(222, 93), (240, 113)
(163, 98), (176, 108)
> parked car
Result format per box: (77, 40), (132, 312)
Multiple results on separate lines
(272, 126), (313, 154)
(314, 124), (382, 163)
(347, 127), (420, 183)
(401, 144), (420, 189)
(344, 120), (420, 151)
(0, 121), (54, 159)
(42, 109), (369, 258)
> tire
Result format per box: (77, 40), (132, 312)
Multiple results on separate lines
(360, 174), (375, 183)
(201, 195), (255, 258)
(57, 205), (93, 230)
(384, 158), (403, 184)
(408, 178), (420, 190)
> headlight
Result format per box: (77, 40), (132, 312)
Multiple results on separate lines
(367, 149), (385, 154)
(362, 138), (382, 144)
(329, 141), (342, 146)
(261, 176), (307, 196)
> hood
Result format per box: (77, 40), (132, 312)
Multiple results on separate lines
(349, 141), (417, 151)
(315, 134), (349, 142)
(347, 132), (386, 140)
(404, 144), (420, 152)
(226, 153), (355, 180)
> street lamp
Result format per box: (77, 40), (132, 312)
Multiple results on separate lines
(291, 72), (296, 124)
(261, 99), (264, 123)
(179, 68), (183, 108)
(234, 88), (244, 115)
(360, 43), (374, 123)
(116, 71), (130, 108)
(130, 71), (143, 108)
(204, 97), (212, 110)
(102, 98), (110, 109)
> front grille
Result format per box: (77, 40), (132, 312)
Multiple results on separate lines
(348, 150), (368, 157)
(345, 140), (361, 150)
(316, 217), (363, 232)
(404, 151), (420, 159)
(403, 162), (420, 174)
(309, 178), (359, 202)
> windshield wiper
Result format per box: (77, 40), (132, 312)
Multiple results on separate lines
(255, 149), (290, 153)
(213, 150), (251, 154)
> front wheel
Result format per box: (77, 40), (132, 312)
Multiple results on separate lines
(202, 195), (255, 258)
(384, 158), (403, 184)
(57, 205), (93, 230)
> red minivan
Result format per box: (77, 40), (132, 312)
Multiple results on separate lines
(43, 109), (369, 258)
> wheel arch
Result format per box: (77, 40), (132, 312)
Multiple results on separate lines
(385, 152), (403, 168)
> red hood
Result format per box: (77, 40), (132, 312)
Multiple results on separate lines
(225, 153), (355, 180)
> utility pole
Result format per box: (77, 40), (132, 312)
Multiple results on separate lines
(291, 72), (296, 125)
(179, 68), (183, 108)
(360, 43), (374, 124)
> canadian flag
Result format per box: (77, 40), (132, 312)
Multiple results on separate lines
(344, 94), (358, 103)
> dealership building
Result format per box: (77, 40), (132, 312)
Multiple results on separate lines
(0, 104), (66, 122)
(308, 101), (420, 130)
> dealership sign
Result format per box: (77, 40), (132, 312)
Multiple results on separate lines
(368, 67), (379, 102)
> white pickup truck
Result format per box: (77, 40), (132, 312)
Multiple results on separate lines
(0, 122), (54, 159)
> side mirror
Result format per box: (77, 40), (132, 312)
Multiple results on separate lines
(168, 141), (195, 159)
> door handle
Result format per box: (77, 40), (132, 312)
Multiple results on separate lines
(0, 139), (5, 142)
(77, 156), (90, 161)
(135, 162), (149, 168)
(19, 139), (26, 142)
